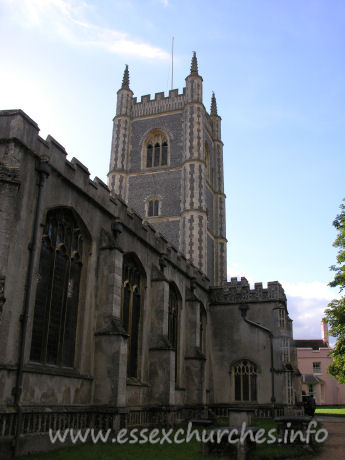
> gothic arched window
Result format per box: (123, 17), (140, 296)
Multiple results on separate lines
(121, 254), (145, 379)
(30, 208), (85, 367)
(232, 359), (257, 402)
(144, 131), (169, 168)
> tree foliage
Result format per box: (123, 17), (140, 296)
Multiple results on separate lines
(325, 199), (345, 384)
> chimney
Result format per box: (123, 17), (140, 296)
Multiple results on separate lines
(321, 319), (329, 345)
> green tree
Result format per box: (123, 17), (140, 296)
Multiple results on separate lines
(325, 199), (345, 384)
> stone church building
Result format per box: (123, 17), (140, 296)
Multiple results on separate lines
(0, 53), (299, 456)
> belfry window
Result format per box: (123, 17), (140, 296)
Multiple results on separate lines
(233, 359), (257, 402)
(147, 198), (159, 217)
(145, 131), (168, 168)
(30, 208), (84, 367)
(121, 254), (145, 379)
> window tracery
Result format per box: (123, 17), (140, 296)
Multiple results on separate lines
(121, 254), (145, 379)
(232, 359), (257, 402)
(144, 131), (168, 168)
(30, 208), (84, 367)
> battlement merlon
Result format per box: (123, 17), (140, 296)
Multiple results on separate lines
(121, 88), (187, 119)
(0, 109), (210, 293)
(209, 277), (287, 304)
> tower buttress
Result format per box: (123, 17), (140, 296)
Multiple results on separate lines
(210, 92), (227, 284)
(180, 52), (207, 273)
(108, 65), (133, 201)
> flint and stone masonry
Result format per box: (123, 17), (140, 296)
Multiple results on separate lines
(108, 53), (226, 285)
(0, 53), (300, 458)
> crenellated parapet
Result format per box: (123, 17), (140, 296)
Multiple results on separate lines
(209, 277), (287, 304)
(131, 89), (186, 118)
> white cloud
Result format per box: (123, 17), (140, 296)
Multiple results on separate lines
(282, 280), (337, 301)
(3, 0), (170, 60)
(227, 262), (338, 341)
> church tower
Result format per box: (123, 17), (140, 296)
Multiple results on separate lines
(108, 53), (227, 285)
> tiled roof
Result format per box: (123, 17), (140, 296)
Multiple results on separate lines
(294, 339), (328, 350)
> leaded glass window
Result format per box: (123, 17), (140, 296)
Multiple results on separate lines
(121, 254), (144, 379)
(286, 372), (294, 405)
(144, 131), (168, 168)
(281, 337), (290, 363)
(30, 208), (84, 367)
(146, 144), (153, 167)
(278, 309), (286, 328)
(147, 198), (159, 217)
(233, 360), (257, 402)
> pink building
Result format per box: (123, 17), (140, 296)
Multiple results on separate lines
(294, 321), (345, 406)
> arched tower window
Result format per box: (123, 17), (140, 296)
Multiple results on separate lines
(30, 208), (86, 367)
(147, 198), (160, 217)
(168, 283), (181, 383)
(121, 254), (145, 379)
(232, 359), (257, 402)
(144, 131), (169, 168)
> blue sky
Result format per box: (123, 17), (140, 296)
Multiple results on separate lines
(1, 0), (344, 340)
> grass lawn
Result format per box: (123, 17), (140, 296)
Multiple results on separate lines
(315, 406), (345, 416)
(17, 418), (320, 460)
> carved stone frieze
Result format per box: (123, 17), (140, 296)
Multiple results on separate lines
(0, 164), (20, 185)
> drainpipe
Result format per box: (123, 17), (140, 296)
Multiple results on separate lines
(13, 159), (50, 457)
(239, 304), (276, 404)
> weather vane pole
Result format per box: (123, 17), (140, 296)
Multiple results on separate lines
(171, 36), (174, 90)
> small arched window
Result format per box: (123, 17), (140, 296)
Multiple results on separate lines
(30, 208), (85, 367)
(145, 131), (169, 168)
(232, 359), (257, 402)
(147, 198), (159, 217)
(121, 254), (145, 379)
